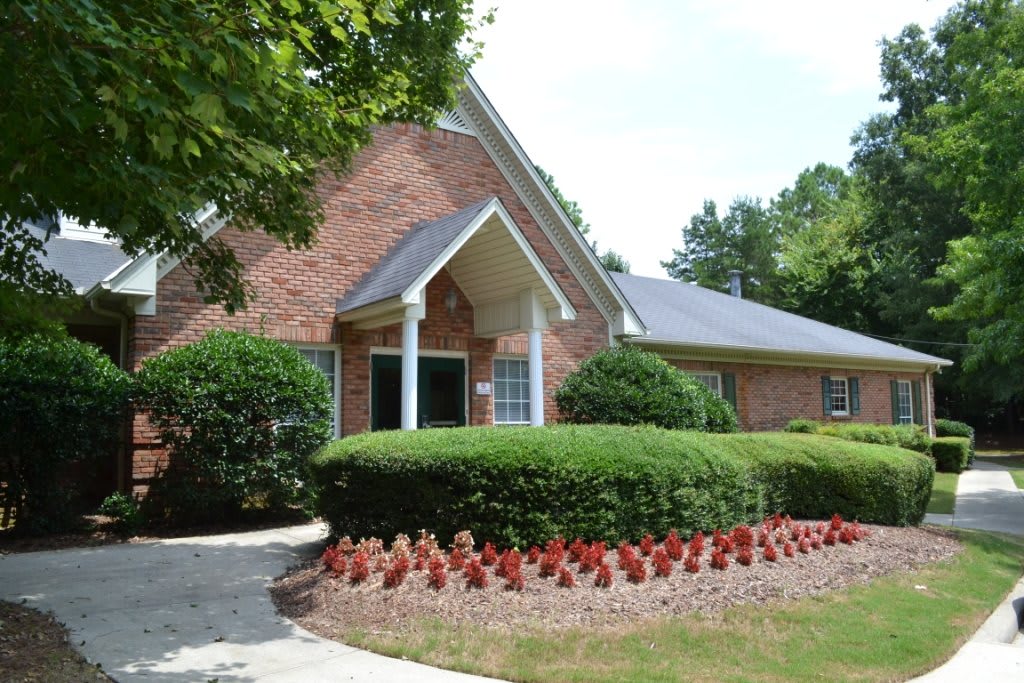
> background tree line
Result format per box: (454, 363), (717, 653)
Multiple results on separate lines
(662, 0), (1024, 433)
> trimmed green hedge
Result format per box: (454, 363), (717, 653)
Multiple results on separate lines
(936, 419), (975, 467)
(310, 426), (934, 547)
(932, 437), (971, 473)
(815, 423), (930, 453)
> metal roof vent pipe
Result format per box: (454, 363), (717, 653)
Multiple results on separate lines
(728, 270), (743, 298)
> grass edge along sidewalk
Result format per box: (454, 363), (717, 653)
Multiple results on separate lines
(343, 529), (1024, 683)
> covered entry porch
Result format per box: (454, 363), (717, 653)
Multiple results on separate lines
(336, 197), (576, 430)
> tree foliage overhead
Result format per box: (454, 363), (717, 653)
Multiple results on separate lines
(2, 0), (487, 313)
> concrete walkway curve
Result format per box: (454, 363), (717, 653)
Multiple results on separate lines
(916, 460), (1024, 682)
(0, 524), (499, 682)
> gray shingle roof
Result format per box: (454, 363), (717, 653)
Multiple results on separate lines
(336, 198), (495, 314)
(24, 221), (133, 291)
(612, 272), (950, 366)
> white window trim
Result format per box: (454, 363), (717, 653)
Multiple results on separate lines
(830, 376), (849, 416)
(296, 343), (342, 439)
(493, 355), (530, 426)
(896, 380), (913, 425)
(689, 371), (723, 397)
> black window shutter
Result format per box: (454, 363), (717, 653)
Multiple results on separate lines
(890, 380), (900, 424)
(850, 377), (860, 415)
(723, 373), (737, 414)
(912, 380), (923, 425)
(821, 376), (831, 416)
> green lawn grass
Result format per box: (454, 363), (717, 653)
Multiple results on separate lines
(927, 472), (959, 515)
(975, 452), (1024, 489)
(346, 530), (1024, 683)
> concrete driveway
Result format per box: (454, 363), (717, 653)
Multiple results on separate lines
(0, 523), (497, 682)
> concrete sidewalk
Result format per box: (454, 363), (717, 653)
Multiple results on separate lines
(915, 460), (1024, 682)
(0, 524), (498, 682)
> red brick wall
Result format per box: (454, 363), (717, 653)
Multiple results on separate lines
(126, 123), (611, 494)
(667, 358), (932, 432)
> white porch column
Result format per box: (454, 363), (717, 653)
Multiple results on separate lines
(528, 328), (544, 426)
(401, 300), (424, 430)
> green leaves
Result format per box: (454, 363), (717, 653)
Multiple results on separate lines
(3, 0), (482, 313)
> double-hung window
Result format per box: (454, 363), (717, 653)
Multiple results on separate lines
(830, 378), (849, 415)
(822, 375), (859, 417)
(690, 372), (722, 397)
(896, 380), (913, 425)
(494, 358), (529, 425)
(297, 346), (340, 438)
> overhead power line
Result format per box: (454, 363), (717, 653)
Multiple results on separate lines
(860, 332), (976, 348)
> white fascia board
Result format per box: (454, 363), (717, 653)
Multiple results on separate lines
(400, 198), (577, 321)
(460, 72), (645, 336)
(629, 337), (954, 370)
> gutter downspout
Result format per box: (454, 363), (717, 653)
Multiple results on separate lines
(89, 297), (130, 492)
(925, 365), (936, 438)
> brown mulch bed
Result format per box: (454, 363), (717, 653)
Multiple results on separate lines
(0, 601), (111, 683)
(270, 524), (961, 636)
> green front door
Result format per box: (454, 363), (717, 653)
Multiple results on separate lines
(371, 355), (466, 430)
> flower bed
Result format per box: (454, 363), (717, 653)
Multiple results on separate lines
(271, 516), (961, 633)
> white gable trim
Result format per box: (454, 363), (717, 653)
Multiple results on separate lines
(457, 74), (646, 338)
(400, 198), (576, 321)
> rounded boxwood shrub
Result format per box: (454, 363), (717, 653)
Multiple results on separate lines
(554, 346), (738, 432)
(134, 330), (332, 523)
(310, 425), (933, 547)
(0, 334), (130, 534)
(931, 437), (971, 473)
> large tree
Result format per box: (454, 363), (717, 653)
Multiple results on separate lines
(2, 0), (486, 313)
(662, 197), (782, 304)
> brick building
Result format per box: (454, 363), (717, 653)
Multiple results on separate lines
(33, 74), (950, 496)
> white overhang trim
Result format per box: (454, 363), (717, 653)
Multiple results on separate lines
(458, 73), (646, 338)
(399, 198), (576, 321)
(628, 337), (954, 371)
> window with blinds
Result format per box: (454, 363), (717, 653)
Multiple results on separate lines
(298, 347), (338, 436)
(493, 358), (529, 425)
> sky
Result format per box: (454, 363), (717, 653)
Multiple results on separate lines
(470, 0), (959, 279)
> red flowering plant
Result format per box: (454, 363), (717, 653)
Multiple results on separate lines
(798, 537), (811, 554)
(684, 553), (701, 573)
(731, 525), (754, 548)
(568, 538), (588, 563)
(383, 556), (410, 588)
(664, 530), (684, 561)
(626, 557), (647, 583)
(617, 541), (637, 570)
(763, 543), (778, 562)
(579, 542), (605, 573)
(810, 535), (823, 550)
(556, 567), (576, 588)
(349, 552), (370, 583)
(652, 547), (673, 577)
(736, 545), (754, 566)
(710, 547), (729, 570)
(831, 513), (844, 530)
(526, 546), (541, 564)
(447, 548), (466, 571)
(838, 527), (854, 544)
(639, 533), (655, 556)
(427, 556), (446, 590)
(595, 563), (613, 588)
(689, 531), (705, 556)
(757, 527), (769, 548)
(480, 542), (498, 566)
(824, 529), (837, 546)
(539, 547), (561, 578)
(783, 541), (795, 558)
(464, 557), (489, 589)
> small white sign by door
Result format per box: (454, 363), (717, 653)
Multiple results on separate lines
(475, 382), (492, 396)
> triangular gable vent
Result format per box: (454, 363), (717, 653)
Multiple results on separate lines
(437, 110), (475, 137)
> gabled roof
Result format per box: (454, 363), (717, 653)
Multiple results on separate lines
(337, 198), (494, 313)
(336, 197), (576, 329)
(23, 221), (132, 293)
(612, 272), (951, 369)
